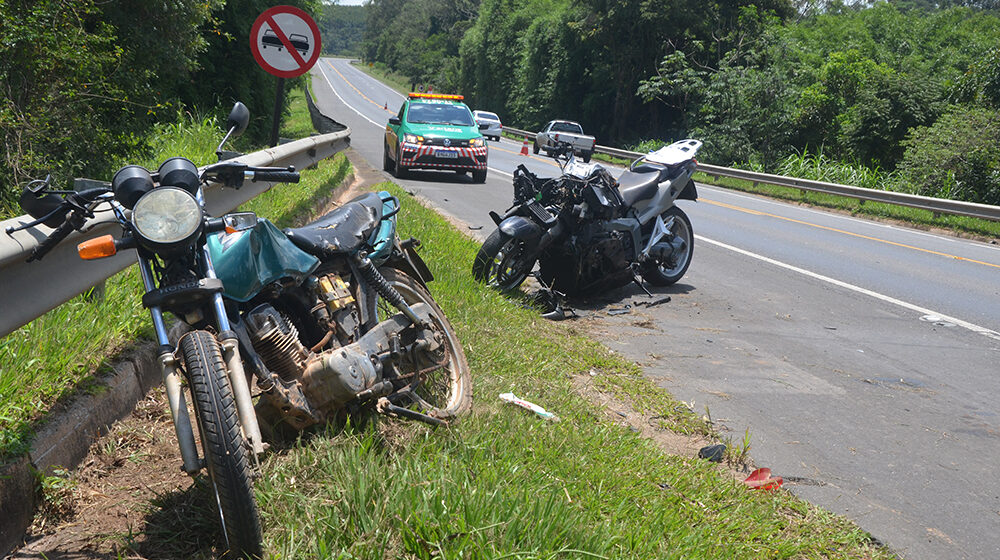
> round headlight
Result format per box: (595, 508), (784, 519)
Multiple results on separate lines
(132, 187), (202, 252)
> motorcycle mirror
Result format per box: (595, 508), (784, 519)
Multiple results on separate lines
(226, 102), (250, 136)
(217, 102), (250, 159)
(222, 212), (258, 233)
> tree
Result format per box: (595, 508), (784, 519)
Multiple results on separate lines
(897, 106), (1000, 204)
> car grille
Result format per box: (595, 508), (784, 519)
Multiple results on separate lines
(423, 138), (471, 147)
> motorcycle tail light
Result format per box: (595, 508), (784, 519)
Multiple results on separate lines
(78, 235), (117, 260)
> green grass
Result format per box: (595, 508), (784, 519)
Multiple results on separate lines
(0, 94), (340, 460)
(254, 182), (894, 559)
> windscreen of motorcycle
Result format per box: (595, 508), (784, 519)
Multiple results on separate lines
(207, 219), (320, 302)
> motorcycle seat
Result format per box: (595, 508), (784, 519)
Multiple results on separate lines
(283, 192), (385, 257)
(618, 164), (672, 206)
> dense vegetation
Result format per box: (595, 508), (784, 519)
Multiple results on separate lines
(319, 4), (366, 56)
(362, 0), (1000, 205)
(0, 0), (318, 217)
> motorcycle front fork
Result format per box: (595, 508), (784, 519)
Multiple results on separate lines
(139, 253), (264, 476)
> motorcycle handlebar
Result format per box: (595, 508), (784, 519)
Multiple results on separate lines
(251, 169), (299, 183)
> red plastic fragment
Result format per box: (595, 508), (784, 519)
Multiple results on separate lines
(744, 467), (783, 491)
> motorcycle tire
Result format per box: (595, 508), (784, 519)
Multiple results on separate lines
(471, 229), (534, 291)
(641, 206), (694, 287)
(179, 330), (263, 560)
(377, 268), (472, 419)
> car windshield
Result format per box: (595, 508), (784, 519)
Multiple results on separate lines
(407, 103), (474, 126)
(550, 122), (583, 133)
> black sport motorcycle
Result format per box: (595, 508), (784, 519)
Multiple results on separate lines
(9, 103), (472, 559)
(472, 139), (700, 297)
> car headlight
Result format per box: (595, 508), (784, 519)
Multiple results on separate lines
(132, 186), (203, 253)
(469, 137), (485, 147)
(403, 133), (424, 144)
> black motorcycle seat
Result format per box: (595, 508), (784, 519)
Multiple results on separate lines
(283, 192), (385, 257)
(617, 164), (686, 206)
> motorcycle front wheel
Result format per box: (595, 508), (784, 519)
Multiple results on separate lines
(377, 268), (472, 420)
(179, 330), (263, 560)
(641, 205), (694, 286)
(471, 229), (535, 291)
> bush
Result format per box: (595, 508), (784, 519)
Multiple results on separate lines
(897, 106), (1000, 204)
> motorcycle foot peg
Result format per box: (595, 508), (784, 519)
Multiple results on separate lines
(376, 397), (447, 427)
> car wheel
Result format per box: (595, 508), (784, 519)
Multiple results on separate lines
(383, 141), (393, 172)
(393, 143), (408, 179)
(472, 169), (487, 183)
(582, 151), (592, 163)
(532, 141), (539, 154)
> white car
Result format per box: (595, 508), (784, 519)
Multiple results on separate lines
(473, 110), (503, 141)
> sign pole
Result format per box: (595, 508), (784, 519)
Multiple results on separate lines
(270, 77), (286, 147)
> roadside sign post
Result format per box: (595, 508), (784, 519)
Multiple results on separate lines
(249, 5), (322, 146)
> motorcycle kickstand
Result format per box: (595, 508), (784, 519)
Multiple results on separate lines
(630, 268), (654, 298)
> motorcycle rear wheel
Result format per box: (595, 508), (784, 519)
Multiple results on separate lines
(471, 229), (534, 291)
(180, 330), (263, 560)
(641, 206), (694, 286)
(377, 268), (472, 420)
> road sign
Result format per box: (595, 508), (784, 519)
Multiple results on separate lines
(250, 5), (321, 79)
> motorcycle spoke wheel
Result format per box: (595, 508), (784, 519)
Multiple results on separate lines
(471, 229), (533, 291)
(375, 268), (472, 420)
(180, 330), (263, 560)
(642, 206), (694, 286)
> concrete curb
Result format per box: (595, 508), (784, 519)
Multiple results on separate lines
(0, 335), (173, 556)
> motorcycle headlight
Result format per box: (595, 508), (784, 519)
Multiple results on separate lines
(469, 137), (485, 147)
(132, 186), (203, 253)
(403, 133), (424, 144)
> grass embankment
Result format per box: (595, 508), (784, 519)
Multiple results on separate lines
(252, 182), (893, 559)
(0, 88), (347, 460)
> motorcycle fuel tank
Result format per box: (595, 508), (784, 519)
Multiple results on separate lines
(207, 219), (320, 301)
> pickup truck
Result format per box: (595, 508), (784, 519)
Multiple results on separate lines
(533, 120), (597, 162)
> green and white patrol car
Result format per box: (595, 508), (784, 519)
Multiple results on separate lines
(383, 93), (489, 183)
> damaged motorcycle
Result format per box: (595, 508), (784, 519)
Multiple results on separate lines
(9, 103), (471, 558)
(472, 139), (700, 297)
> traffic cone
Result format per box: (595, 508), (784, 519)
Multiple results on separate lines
(520, 139), (530, 155)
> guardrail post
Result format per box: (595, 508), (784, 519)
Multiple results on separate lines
(84, 281), (106, 303)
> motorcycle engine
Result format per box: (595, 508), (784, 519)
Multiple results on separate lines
(246, 304), (310, 381)
(541, 226), (634, 295)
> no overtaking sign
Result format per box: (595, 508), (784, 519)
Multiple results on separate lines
(250, 5), (321, 78)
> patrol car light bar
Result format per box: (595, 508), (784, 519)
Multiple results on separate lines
(408, 93), (464, 101)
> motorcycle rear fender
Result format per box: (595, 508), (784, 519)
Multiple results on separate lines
(386, 240), (434, 288)
(498, 216), (543, 242)
(678, 179), (698, 200)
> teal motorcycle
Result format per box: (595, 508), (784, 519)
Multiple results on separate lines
(10, 103), (471, 559)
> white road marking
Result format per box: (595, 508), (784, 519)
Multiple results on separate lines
(697, 235), (1000, 341)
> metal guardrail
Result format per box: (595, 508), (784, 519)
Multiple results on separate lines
(503, 126), (1000, 223)
(0, 129), (351, 339)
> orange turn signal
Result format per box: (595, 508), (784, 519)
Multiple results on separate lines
(78, 235), (117, 260)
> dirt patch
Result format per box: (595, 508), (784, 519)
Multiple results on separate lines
(10, 390), (223, 560)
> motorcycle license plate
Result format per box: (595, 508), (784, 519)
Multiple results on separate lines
(435, 150), (458, 158)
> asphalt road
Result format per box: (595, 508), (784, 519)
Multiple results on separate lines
(312, 57), (1000, 560)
